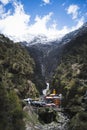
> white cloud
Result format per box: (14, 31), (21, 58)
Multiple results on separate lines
(67, 4), (79, 19)
(0, 1), (30, 39)
(42, 0), (50, 4)
(0, 4), (11, 19)
(0, 4), (5, 16)
(28, 14), (70, 40)
(28, 12), (53, 35)
(71, 17), (85, 30)
(0, 0), (11, 5)
(0, 1), (85, 42)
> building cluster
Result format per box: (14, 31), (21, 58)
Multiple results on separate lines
(24, 89), (62, 108)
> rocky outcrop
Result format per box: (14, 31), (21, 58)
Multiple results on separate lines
(24, 106), (69, 130)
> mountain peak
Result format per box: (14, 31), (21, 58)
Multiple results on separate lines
(83, 22), (87, 27)
(20, 22), (87, 47)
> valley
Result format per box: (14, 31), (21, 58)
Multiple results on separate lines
(22, 22), (87, 130)
(0, 22), (87, 130)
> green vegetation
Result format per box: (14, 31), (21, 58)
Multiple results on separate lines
(52, 33), (87, 129)
(0, 34), (39, 130)
(24, 106), (39, 125)
(0, 34), (39, 98)
(26, 46), (46, 93)
(0, 27), (87, 129)
(0, 82), (25, 130)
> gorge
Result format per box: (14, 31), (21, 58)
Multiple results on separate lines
(21, 22), (87, 130)
(0, 22), (87, 130)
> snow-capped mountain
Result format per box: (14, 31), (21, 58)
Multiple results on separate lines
(20, 22), (87, 79)
(60, 22), (87, 45)
(20, 34), (61, 47)
(20, 22), (87, 47)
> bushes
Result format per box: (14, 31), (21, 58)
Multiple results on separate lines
(0, 35), (39, 129)
(0, 83), (25, 130)
(69, 112), (87, 130)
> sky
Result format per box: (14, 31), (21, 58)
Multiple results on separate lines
(0, 0), (87, 42)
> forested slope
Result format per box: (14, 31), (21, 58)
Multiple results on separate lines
(0, 34), (39, 130)
(52, 31), (87, 130)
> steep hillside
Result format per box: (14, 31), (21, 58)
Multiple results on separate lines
(26, 44), (46, 93)
(45, 22), (87, 79)
(25, 41), (61, 81)
(52, 29), (87, 129)
(0, 34), (39, 130)
(0, 34), (39, 98)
